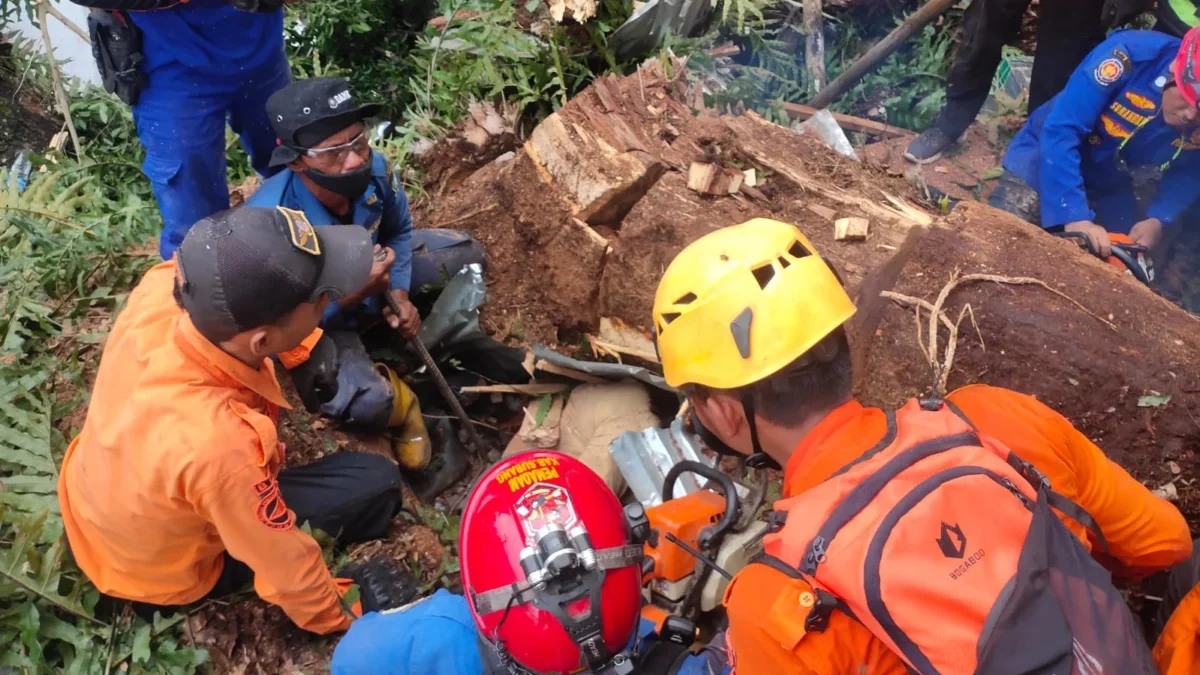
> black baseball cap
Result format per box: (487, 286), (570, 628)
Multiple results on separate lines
(266, 77), (382, 168)
(177, 206), (373, 342)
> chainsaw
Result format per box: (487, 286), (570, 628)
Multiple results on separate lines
(1057, 231), (1154, 286)
(639, 461), (768, 627)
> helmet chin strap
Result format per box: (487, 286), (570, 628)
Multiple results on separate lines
(687, 396), (781, 471)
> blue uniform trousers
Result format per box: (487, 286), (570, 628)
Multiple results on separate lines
(134, 51), (291, 259)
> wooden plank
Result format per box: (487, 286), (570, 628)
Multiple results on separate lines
(777, 102), (907, 139)
(534, 359), (609, 384)
(461, 383), (570, 394)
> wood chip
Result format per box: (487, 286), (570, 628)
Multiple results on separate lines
(1153, 482), (1179, 501)
(834, 217), (870, 241)
(687, 162), (743, 195)
(743, 168), (758, 187)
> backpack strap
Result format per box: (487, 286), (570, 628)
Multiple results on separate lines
(942, 398), (978, 431)
(1043, 489), (1111, 554)
(748, 554), (846, 633)
(1003, 452), (1111, 553)
(830, 409), (898, 479)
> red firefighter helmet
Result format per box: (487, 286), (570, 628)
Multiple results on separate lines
(460, 451), (643, 674)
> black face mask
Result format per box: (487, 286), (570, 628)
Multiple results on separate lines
(305, 162), (372, 199)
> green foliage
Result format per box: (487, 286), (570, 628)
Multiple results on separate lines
(828, 17), (957, 131)
(0, 152), (205, 672)
(285, 0), (436, 118)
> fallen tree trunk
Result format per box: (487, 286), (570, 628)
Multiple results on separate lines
(420, 65), (1200, 521)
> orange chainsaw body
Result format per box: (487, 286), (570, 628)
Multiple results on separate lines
(642, 490), (727, 584)
(1104, 233), (1137, 272)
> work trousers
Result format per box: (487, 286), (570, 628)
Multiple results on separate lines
(134, 51), (291, 260)
(321, 230), (486, 428)
(103, 452), (402, 620)
(936, 0), (1106, 135)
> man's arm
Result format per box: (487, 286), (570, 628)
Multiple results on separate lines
(377, 159), (414, 293)
(194, 465), (360, 634)
(952, 385), (1192, 577)
(1146, 162), (1200, 228)
(1061, 414), (1194, 576)
(1037, 43), (1132, 227)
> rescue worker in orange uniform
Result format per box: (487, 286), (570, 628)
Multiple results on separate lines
(58, 206), (413, 634)
(1152, 544), (1200, 674)
(651, 218), (1193, 674)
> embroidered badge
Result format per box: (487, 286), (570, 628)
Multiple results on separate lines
(1101, 115), (1131, 139)
(1109, 102), (1148, 126)
(253, 477), (295, 531)
(278, 206), (321, 256)
(1094, 58), (1125, 86)
(1125, 91), (1158, 110)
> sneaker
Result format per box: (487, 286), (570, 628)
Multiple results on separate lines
(904, 126), (958, 164)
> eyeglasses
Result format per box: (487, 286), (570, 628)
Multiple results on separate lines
(302, 131), (370, 164)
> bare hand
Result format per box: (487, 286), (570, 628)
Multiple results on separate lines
(1128, 218), (1164, 249)
(1065, 221), (1112, 258)
(364, 245), (396, 295)
(385, 289), (421, 338)
(340, 245), (394, 307)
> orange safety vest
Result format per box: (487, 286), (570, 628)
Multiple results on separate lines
(747, 398), (1156, 675)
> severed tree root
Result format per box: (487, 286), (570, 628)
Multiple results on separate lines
(882, 272), (1117, 395)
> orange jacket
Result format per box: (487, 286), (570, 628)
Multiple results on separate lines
(1156, 582), (1200, 675)
(723, 384), (1192, 675)
(58, 261), (359, 635)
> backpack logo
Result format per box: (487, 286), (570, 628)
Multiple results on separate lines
(937, 522), (967, 559)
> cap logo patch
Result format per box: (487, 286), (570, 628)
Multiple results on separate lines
(278, 206), (322, 256)
(1094, 58), (1125, 86)
(329, 90), (352, 109)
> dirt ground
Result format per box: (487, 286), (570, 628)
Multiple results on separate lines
(0, 43), (61, 165)
(861, 123), (1007, 203)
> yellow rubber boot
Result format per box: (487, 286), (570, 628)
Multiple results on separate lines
(376, 365), (433, 471)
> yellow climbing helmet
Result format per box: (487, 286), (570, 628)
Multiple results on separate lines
(653, 218), (856, 390)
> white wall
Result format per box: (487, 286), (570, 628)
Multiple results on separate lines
(10, 1), (100, 86)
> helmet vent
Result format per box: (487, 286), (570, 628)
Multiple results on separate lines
(777, 256), (791, 269)
(675, 292), (697, 305)
(751, 264), (775, 289)
(788, 240), (810, 259)
(660, 312), (680, 326)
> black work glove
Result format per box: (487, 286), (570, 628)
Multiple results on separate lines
(288, 333), (339, 413)
(1101, 0), (1147, 29)
(340, 558), (420, 613)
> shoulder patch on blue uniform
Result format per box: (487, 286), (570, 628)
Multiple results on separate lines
(1095, 56), (1126, 86)
(278, 206), (321, 256)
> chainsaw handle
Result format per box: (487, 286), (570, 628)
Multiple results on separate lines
(1054, 231), (1100, 257)
(662, 460), (738, 548)
(1110, 244), (1154, 285)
